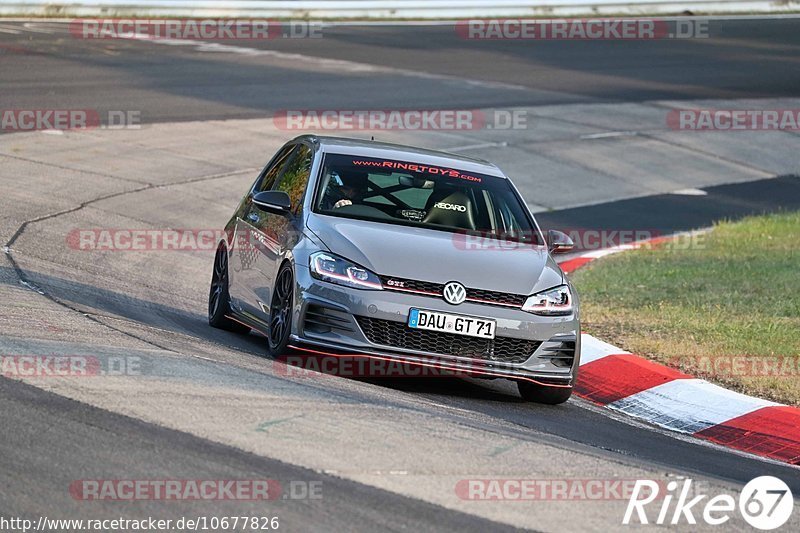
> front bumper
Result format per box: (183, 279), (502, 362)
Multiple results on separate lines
(291, 265), (580, 386)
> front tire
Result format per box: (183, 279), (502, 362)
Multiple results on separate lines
(208, 245), (250, 334)
(266, 263), (294, 357)
(517, 381), (573, 405)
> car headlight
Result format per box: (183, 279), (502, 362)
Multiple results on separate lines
(309, 251), (383, 290)
(522, 285), (573, 316)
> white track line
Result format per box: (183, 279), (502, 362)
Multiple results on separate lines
(95, 32), (533, 92)
(0, 24), (22, 34)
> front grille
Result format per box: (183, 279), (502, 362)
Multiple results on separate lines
(466, 288), (526, 307)
(355, 316), (540, 365)
(380, 276), (527, 308)
(383, 277), (441, 294)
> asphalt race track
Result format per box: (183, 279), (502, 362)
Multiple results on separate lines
(2, 19), (800, 123)
(1, 18), (800, 531)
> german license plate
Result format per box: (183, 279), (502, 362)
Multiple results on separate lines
(407, 308), (496, 339)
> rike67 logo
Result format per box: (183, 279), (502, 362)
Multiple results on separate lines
(624, 476), (794, 530)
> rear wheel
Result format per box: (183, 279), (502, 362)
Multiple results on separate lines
(266, 263), (294, 357)
(208, 245), (250, 334)
(517, 380), (573, 405)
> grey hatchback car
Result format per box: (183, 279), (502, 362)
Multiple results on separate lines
(209, 135), (580, 404)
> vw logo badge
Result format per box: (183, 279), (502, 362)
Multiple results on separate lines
(443, 281), (467, 305)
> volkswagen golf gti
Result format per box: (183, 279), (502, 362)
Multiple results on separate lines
(208, 135), (580, 404)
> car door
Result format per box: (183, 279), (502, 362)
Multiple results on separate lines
(239, 142), (315, 322)
(228, 143), (295, 316)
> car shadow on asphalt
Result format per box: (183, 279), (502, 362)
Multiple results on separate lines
(0, 265), (268, 355)
(359, 375), (525, 402)
(1, 265), (543, 406)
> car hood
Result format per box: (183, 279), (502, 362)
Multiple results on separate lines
(306, 214), (563, 295)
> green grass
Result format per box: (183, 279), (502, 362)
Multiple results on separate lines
(572, 211), (800, 405)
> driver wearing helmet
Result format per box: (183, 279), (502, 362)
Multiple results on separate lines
(323, 169), (368, 210)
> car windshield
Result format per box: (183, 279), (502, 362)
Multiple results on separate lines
(314, 153), (542, 244)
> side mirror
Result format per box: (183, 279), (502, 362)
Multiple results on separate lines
(547, 230), (574, 254)
(252, 190), (292, 216)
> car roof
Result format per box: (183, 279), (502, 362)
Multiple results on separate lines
(293, 135), (506, 178)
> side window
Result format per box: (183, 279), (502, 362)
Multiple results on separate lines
(275, 144), (314, 215)
(255, 144), (295, 192)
